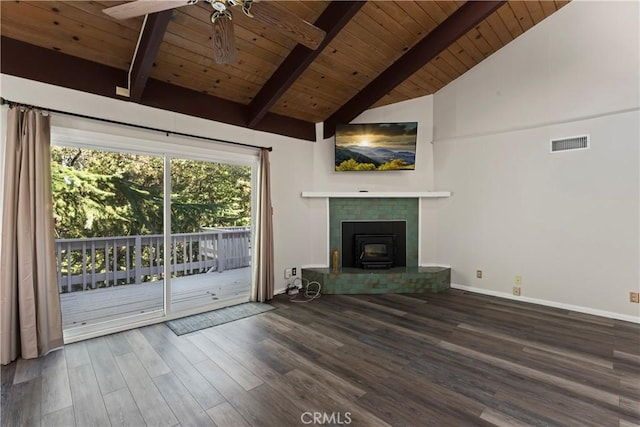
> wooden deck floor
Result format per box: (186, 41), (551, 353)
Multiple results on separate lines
(60, 267), (251, 329)
(2, 290), (639, 426)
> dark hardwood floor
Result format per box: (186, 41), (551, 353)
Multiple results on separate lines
(2, 289), (639, 426)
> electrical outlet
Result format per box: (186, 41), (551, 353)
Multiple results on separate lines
(292, 267), (297, 276)
(630, 292), (640, 303)
(476, 270), (483, 279)
(513, 286), (521, 296)
(515, 276), (522, 285)
(284, 268), (291, 279)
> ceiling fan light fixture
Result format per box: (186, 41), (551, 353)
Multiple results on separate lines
(240, 0), (254, 18)
(211, 9), (232, 23)
(211, 1), (227, 12)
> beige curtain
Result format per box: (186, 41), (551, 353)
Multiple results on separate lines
(253, 148), (274, 302)
(0, 107), (63, 365)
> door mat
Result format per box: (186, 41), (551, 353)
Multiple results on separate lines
(165, 302), (276, 335)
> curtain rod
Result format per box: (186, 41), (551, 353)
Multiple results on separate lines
(0, 97), (272, 152)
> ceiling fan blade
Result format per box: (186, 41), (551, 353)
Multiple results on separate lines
(249, 2), (326, 50)
(103, 0), (188, 20)
(212, 16), (237, 64)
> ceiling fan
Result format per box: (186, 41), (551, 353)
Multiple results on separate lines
(103, 0), (327, 64)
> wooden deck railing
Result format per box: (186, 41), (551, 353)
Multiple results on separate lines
(55, 227), (251, 293)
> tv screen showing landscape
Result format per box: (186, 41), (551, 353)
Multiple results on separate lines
(335, 122), (417, 171)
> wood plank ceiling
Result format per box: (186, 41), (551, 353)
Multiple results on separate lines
(0, 1), (570, 141)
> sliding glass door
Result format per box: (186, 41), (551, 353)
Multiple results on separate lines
(51, 131), (256, 340)
(168, 157), (252, 313)
(51, 146), (166, 332)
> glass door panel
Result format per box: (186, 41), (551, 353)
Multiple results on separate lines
(169, 158), (252, 313)
(51, 146), (165, 332)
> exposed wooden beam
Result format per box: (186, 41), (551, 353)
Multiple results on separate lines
(247, 1), (364, 128)
(129, 10), (173, 102)
(323, 0), (507, 139)
(0, 37), (126, 99)
(0, 37), (316, 141)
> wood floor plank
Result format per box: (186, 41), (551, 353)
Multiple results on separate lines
(13, 357), (43, 384)
(206, 401), (251, 427)
(248, 381), (326, 426)
(458, 322), (615, 369)
(621, 376), (640, 398)
(620, 396), (640, 418)
(123, 328), (171, 378)
(115, 352), (178, 427)
(2, 376), (42, 427)
(105, 331), (134, 357)
(193, 358), (289, 427)
(227, 343), (387, 426)
(380, 293), (428, 305)
(64, 341), (91, 368)
(151, 335), (226, 410)
(103, 387), (146, 427)
(493, 387), (619, 426)
(227, 346), (284, 384)
(284, 368), (394, 427)
(344, 309), (441, 345)
(144, 323), (209, 364)
(41, 405), (76, 427)
(261, 338), (367, 400)
(254, 312), (295, 333)
(438, 340), (621, 407)
(200, 326), (242, 353)
(188, 332), (263, 391)
(1, 361), (16, 410)
(153, 372), (216, 426)
(68, 363), (110, 427)
(218, 328), (295, 375)
(615, 350), (640, 365)
(356, 381), (448, 427)
(40, 348), (72, 416)
(85, 336), (127, 395)
(381, 367), (487, 422)
(480, 407), (532, 427)
(339, 295), (408, 317)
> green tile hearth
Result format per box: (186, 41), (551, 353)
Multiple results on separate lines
(302, 266), (451, 295)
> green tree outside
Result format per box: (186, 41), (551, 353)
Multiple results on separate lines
(51, 147), (251, 239)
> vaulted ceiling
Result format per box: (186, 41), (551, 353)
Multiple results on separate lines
(1, 1), (570, 141)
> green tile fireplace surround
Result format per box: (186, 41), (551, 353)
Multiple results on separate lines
(330, 198), (419, 267)
(300, 196), (452, 294)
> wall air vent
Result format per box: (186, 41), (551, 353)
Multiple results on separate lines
(550, 135), (590, 153)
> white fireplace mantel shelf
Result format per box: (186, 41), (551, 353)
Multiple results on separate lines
(301, 191), (451, 198)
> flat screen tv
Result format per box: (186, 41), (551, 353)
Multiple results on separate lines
(335, 122), (417, 171)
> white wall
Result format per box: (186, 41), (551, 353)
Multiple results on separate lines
(0, 74), (316, 294)
(433, 0), (640, 321)
(305, 94), (442, 266)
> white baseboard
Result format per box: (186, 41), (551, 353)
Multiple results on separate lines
(420, 263), (452, 268)
(451, 284), (640, 324)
